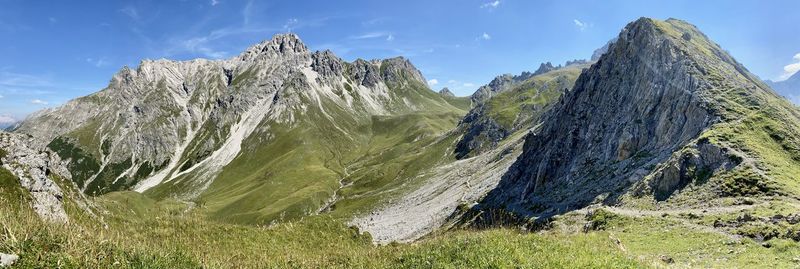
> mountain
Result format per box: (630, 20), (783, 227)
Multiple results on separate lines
(469, 62), (559, 104)
(454, 62), (589, 159)
(766, 71), (800, 104)
(480, 18), (800, 217)
(15, 34), (469, 224)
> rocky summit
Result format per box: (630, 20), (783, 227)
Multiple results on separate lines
(3, 12), (800, 268)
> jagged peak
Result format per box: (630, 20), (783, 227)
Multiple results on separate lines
(237, 33), (309, 61)
(438, 87), (455, 97)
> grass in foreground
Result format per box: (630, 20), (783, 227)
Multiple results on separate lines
(0, 190), (643, 268)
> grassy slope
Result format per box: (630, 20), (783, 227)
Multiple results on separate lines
(1, 189), (644, 268)
(8, 188), (800, 268)
(484, 65), (585, 129)
(144, 79), (471, 225)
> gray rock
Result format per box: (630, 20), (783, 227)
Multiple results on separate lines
(0, 253), (18, 267)
(0, 131), (71, 223)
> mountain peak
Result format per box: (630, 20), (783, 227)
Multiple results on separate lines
(238, 33), (309, 61)
(438, 87), (455, 97)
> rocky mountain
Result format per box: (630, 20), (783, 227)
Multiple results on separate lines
(15, 34), (468, 224)
(469, 62), (559, 104)
(454, 62), (589, 159)
(766, 71), (800, 104)
(479, 18), (800, 217)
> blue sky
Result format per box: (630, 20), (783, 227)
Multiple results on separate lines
(1, 0), (799, 122)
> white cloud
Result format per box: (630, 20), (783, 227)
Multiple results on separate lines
(31, 99), (48, 105)
(479, 32), (491, 40)
(574, 19), (591, 31)
(211, 0), (220, 6)
(351, 32), (393, 40)
(463, 83), (475, 87)
(480, 0), (501, 9)
(0, 94), (3, 98)
(178, 36), (229, 59)
(447, 80), (457, 84)
(0, 115), (16, 125)
(86, 57), (109, 67)
(119, 6), (140, 21)
(283, 18), (299, 31)
(778, 52), (800, 81)
(427, 79), (439, 86)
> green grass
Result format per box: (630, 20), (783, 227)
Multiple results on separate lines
(0, 188), (644, 268)
(484, 66), (583, 129)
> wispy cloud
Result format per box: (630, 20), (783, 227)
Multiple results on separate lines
(479, 32), (491, 40)
(778, 53), (800, 81)
(31, 99), (48, 105)
(351, 31), (393, 40)
(243, 0), (255, 25)
(463, 83), (475, 87)
(283, 18), (299, 32)
(86, 57), (109, 67)
(427, 79), (439, 86)
(0, 94), (4, 98)
(211, 0), (220, 6)
(48, 17), (57, 24)
(119, 6), (140, 21)
(480, 0), (501, 9)
(0, 71), (54, 88)
(176, 36), (229, 59)
(573, 19), (592, 31)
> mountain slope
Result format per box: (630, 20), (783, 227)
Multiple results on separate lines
(481, 17), (800, 216)
(454, 62), (589, 159)
(15, 34), (468, 224)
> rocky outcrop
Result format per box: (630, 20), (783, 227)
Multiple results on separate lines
(635, 139), (741, 200)
(0, 132), (71, 223)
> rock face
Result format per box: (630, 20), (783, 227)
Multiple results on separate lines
(0, 132), (71, 223)
(481, 18), (770, 214)
(454, 63), (588, 159)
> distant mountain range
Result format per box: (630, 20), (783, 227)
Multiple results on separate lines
(766, 71), (800, 104)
